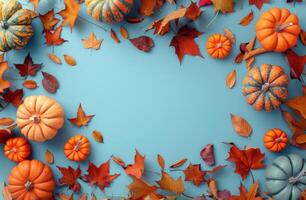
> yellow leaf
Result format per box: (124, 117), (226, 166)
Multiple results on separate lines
(82, 32), (103, 50)
(48, 53), (62, 64)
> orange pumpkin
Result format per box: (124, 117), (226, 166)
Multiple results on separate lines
(8, 160), (55, 200)
(206, 33), (232, 59)
(256, 8), (300, 52)
(4, 137), (31, 162)
(64, 135), (90, 162)
(263, 128), (288, 152)
(242, 64), (289, 112)
(16, 95), (64, 142)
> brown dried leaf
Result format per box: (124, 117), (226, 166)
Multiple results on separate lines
(2, 182), (12, 200)
(120, 26), (129, 39)
(110, 29), (120, 43)
(64, 55), (76, 66)
(48, 53), (62, 64)
(239, 10), (254, 26)
(0, 118), (14, 126)
(170, 158), (188, 168)
(22, 80), (37, 89)
(230, 114), (253, 137)
(42, 71), (59, 93)
(157, 154), (165, 170)
(224, 28), (235, 44)
(45, 149), (54, 164)
(226, 70), (236, 89)
(92, 130), (103, 143)
(111, 155), (126, 168)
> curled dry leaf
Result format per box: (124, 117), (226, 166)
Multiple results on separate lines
(230, 114), (252, 137)
(129, 36), (154, 52)
(2, 182), (12, 200)
(48, 53), (62, 64)
(0, 118), (14, 126)
(111, 155), (126, 168)
(157, 154), (165, 170)
(23, 80), (37, 89)
(64, 55), (76, 66)
(226, 70), (236, 89)
(110, 29), (120, 43)
(200, 144), (215, 166)
(239, 10), (254, 26)
(170, 158), (188, 168)
(45, 149), (54, 164)
(224, 28), (235, 44)
(42, 72), (59, 93)
(92, 130), (103, 143)
(120, 26), (129, 39)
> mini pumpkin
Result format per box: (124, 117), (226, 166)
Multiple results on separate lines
(206, 33), (232, 59)
(85, 0), (134, 24)
(256, 8), (301, 52)
(242, 64), (289, 112)
(8, 160), (56, 200)
(0, 0), (35, 52)
(4, 137), (31, 162)
(265, 154), (306, 200)
(16, 95), (64, 142)
(263, 128), (288, 152)
(64, 135), (90, 162)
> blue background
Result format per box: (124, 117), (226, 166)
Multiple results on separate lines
(1, 0), (306, 198)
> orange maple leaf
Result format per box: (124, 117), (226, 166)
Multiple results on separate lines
(128, 178), (161, 200)
(286, 86), (306, 119)
(39, 9), (60, 32)
(230, 181), (263, 200)
(45, 26), (66, 46)
(183, 164), (206, 186)
(125, 150), (145, 179)
(0, 62), (11, 93)
(58, 0), (81, 31)
(57, 166), (82, 192)
(82, 32), (103, 50)
(156, 171), (184, 195)
(227, 144), (265, 180)
(68, 104), (95, 127)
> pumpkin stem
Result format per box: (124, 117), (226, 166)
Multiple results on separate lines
(24, 181), (33, 191)
(276, 22), (293, 32)
(261, 83), (270, 92)
(30, 115), (41, 123)
(288, 170), (306, 184)
(274, 137), (283, 143)
(0, 21), (9, 30)
(216, 42), (223, 48)
(73, 140), (83, 152)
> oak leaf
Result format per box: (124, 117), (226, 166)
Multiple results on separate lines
(39, 9), (60, 32)
(57, 166), (82, 192)
(156, 171), (184, 195)
(227, 144), (265, 180)
(230, 114), (252, 137)
(230, 181), (263, 200)
(41, 71), (59, 93)
(82, 161), (120, 191)
(45, 26), (66, 46)
(0, 62), (11, 93)
(285, 49), (306, 81)
(248, 0), (269, 10)
(125, 150), (145, 179)
(68, 104), (95, 127)
(14, 53), (41, 77)
(183, 164), (206, 186)
(58, 0), (81, 31)
(128, 178), (160, 200)
(170, 27), (203, 63)
(82, 32), (103, 50)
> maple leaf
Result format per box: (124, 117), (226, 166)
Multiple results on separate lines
(286, 87), (306, 119)
(58, 0), (80, 31)
(14, 53), (41, 77)
(248, 0), (269, 10)
(170, 26), (203, 63)
(183, 164), (206, 186)
(82, 32), (103, 50)
(230, 181), (263, 200)
(213, 0), (234, 13)
(82, 160), (120, 191)
(285, 49), (306, 81)
(3, 88), (23, 107)
(227, 144), (265, 180)
(128, 178), (161, 200)
(156, 171), (184, 195)
(57, 166), (82, 192)
(0, 62), (11, 93)
(39, 9), (60, 32)
(45, 26), (67, 46)
(68, 104), (95, 127)
(125, 150), (145, 179)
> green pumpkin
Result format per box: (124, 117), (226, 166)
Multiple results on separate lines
(0, 0), (35, 52)
(265, 154), (306, 200)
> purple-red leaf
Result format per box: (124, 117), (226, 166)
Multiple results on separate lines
(14, 53), (42, 77)
(200, 144), (215, 166)
(129, 36), (154, 52)
(41, 71), (59, 93)
(285, 49), (306, 81)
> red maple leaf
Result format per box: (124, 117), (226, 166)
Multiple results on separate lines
(227, 144), (265, 180)
(14, 53), (41, 77)
(285, 49), (306, 81)
(82, 160), (120, 191)
(183, 164), (206, 186)
(125, 150), (145, 179)
(3, 89), (24, 107)
(57, 166), (82, 193)
(248, 0), (269, 10)
(45, 26), (67, 46)
(170, 26), (203, 63)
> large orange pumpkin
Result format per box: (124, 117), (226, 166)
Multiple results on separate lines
(16, 95), (64, 142)
(256, 8), (300, 52)
(4, 137), (31, 162)
(206, 33), (232, 59)
(8, 160), (55, 200)
(242, 64), (289, 112)
(64, 135), (90, 162)
(263, 128), (288, 152)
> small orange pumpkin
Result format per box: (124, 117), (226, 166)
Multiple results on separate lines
(64, 135), (90, 162)
(16, 95), (64, 142)
(8, 160), (55, 200)
(242, 64), (289, 112)
(256, 8), (300, 52)
(4, 137), (31, 162)
(263, 128), (288, 152)
(206, 33), (232, 59)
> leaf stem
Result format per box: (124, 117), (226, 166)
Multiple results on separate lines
(206, 11), (219, 28)
(250, 170), (255, 184)
(77, 15), (107, 32)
